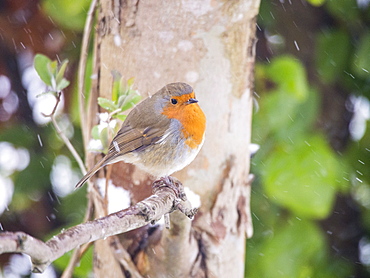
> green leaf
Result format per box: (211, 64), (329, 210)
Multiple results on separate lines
(120, 92), (141, 111)
(56, 78), (70, 91)
(111, 70), (122, 102)
(275, 88), (320, 142)
(41, 0), (92, 31)
(326, 0), (359, 23)
(117, 94), (126, 108)
(36, 91), (57, 98)
(48, 60), (58, 77)
(306, 0), (326, 6)
(91, 125), (100, 140)
(262, 135), (343, 219)
(34, 54), (53, 86)
(247, 216), (353, 278)
(253, 82), (316, 143)
(47, 61), (58, 89)
(316, 30), (351, 84)
(256, 1), (276, 29)
(114, 114), (127, 121)
(256, 89), (300, 138)
(253, 58), (314, 143)
(97, 97), (118, 112)
(266, 56), (309, 101)
(56, 59), (69, 85)
(99, 126), (109, 154)
(127, 77), (135, 88)
(258, 219), (326, 277)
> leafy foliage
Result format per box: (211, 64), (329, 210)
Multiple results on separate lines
(253, 56), (349, 219)
(248, 0), (370, 276)
(34, 54), (70, 93)
(316, 30), (351, 84)
(41, 0), (92, 31)
(247, 216), (353, 277)
(92, 74), (141, 153)
(99, 74), (141, 119)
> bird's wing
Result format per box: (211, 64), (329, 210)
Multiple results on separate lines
(75, 119), (169, 188)
(103, 121), (170, 165)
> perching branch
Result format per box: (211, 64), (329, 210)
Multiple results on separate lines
(0, 178), (197, 274)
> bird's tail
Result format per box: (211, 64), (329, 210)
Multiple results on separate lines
(75, 159), (105, 189)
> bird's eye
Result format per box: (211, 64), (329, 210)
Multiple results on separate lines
(171, 98), (178, 105)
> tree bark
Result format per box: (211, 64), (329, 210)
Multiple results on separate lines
(91, 0), (259, 277)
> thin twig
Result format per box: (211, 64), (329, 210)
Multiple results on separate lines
(78, 0), (98, 150)
(108, 108), (122, 119)
(51, 116), (87, 175)
(42, 92), (62, 117)
(43, 93), (87, 175)
(40, 3), (98, 275)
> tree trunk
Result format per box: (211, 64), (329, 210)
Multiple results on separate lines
(90, 0), (259, 277)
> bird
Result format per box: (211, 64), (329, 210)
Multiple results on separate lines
(75, 82), (206, 188)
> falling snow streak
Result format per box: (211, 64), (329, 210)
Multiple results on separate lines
(294, 40), (300, 51)
(37, 134), (43, 147)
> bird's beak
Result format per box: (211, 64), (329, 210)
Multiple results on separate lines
(187, 98), (198, 104)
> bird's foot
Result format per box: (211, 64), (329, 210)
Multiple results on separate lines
(152, 176), (187, 201)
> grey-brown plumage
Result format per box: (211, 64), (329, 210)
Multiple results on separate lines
(75, 82), (206, 188)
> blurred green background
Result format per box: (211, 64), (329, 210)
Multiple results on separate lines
(0, 0), (370, 277)
(248, 0), (370, 277)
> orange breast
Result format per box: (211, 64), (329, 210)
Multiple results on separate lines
(162, 93), (206, 149)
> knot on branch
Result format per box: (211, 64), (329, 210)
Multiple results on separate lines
(137, 176), (198, 227)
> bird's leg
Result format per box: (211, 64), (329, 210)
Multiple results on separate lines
(152, 176), (198, 222)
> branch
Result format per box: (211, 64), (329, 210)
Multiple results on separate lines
(0, 178), (197, 273)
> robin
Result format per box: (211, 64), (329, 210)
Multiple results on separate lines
(75, 82), (206, 188)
